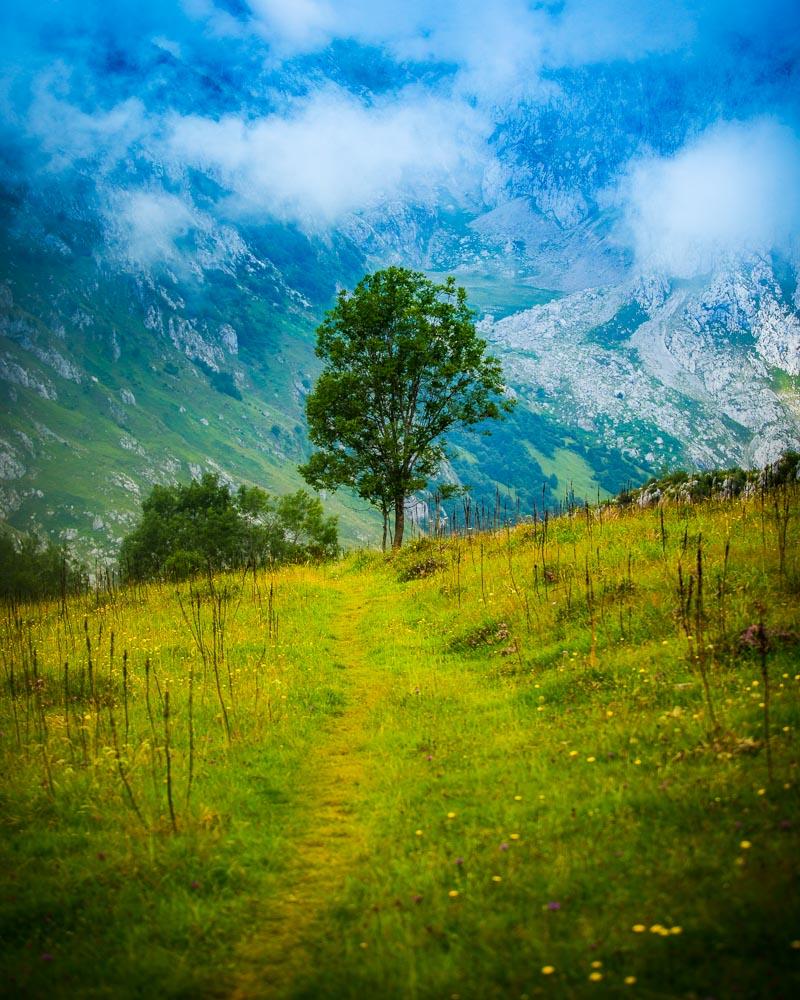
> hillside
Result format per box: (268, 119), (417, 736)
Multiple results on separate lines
(1, 487), (799, 997)
(0, 199), (651, 560)
(0, 183), (380, 558)
(3, 3), (800, 556)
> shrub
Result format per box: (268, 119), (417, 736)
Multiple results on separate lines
(0, 530), (87, 602)
(119, 474), (338, 581)
(393, 539), (446, 582)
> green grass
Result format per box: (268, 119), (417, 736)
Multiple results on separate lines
(523, 441), (609, 502)
(1, 488), (800, 997)
(771, 368), (800, 396)
(424, 270), (561, 320)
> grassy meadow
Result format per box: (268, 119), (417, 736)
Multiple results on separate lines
(1, 486), (800, 998)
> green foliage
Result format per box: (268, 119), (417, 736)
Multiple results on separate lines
(300, 267), (514, 546)
(119, 474), (338, 580)
(585, 300), (648, 345)
(257, 487), (340, 564)
(194, 359), (243, 400)
(623, 451), (800, 505)
(209, 370), (242, 400)
(0, 530), (86, 602)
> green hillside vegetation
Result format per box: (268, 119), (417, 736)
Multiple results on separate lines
(0, 530), (87, 602)
(623, 450), (800, 505)
(0, 207), (373, 557)
(1, 483), (799, 997)
(0, 226), (647, 560)
(119, 475), (338, 580)
(424, 270), (561, 321)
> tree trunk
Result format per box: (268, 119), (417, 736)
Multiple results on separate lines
(381, 508), (388, 552)
(393, 495), (405, 549)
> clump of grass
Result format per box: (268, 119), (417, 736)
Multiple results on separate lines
(448, 618), (511, 653)
(393, 539), (447, 581)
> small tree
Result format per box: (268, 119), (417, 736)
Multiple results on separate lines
(300, 267), (514, 548)
(119, 475), (338, 581)
(0, 530), (87, 602)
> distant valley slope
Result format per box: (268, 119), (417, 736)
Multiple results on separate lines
(2, 27), (799, 557)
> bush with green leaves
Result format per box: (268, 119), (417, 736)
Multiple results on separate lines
(0, 530), (87, 602)
(119, 474), (338, 581)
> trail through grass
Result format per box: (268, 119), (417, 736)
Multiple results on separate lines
(2, 489), (800, 998)
(234, 580), (397, 996)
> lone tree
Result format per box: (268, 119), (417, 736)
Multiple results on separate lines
(300, 267), (514, 548)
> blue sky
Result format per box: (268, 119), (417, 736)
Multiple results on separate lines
(2, 1), (799, 276)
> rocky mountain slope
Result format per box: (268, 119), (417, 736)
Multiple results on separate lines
(484, 257), (800, 474)
(0, 172), (374, 558)
(1, 23), (799, 556)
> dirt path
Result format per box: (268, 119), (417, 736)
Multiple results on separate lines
(232, 580), (391, 999)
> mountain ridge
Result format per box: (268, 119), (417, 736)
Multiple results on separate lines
(2, 21), (800, 555)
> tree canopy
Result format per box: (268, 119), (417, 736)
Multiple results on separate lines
(300, 267), (514, 547)
(0, 530), (87, 602)
(119, 474), (338, 581)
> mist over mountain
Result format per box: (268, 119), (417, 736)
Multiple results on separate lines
(1, 0), (800, 555)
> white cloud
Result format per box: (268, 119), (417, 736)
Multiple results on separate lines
(107, 189), (197, 264)
(247, 0), (335, 51)
(543, 0), (694, 67)
(167, 86), (491, 226)
(152, 35), (182, 58)
(17, 2), (800, 264)
(27, 68), (149, 169)
(371, 0), (546, 102)
(224, 1), (547, 99)
(617, 118), (800, 277)
(230, 1), (695, 101)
